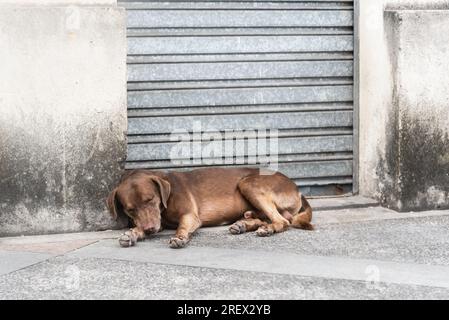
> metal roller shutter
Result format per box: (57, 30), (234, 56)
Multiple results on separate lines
(120, 0), (355, 196)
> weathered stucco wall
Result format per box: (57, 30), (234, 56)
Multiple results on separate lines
(0, 3), (128, 235)
(358, 0), (449, 211)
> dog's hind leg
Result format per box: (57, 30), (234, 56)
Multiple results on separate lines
(238, 177), (291, 237)
(252, 202), (290, 237)
(229, 215), (267, 235)
(291, 195), (314, 231)
(238, 173), (300, 237)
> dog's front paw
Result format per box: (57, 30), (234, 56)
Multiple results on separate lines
(255, 226), (274, 237)
(229, 221), (246, 235)
(169, 236), (189, 249)
(118, 230), (138, 248)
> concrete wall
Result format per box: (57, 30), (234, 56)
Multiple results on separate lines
(0, 2), (128, 236)
(358, 0), (449, 211)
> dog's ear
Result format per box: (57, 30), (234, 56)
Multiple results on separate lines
(106, 188), (122, 221)
(149, 176), (171, 209)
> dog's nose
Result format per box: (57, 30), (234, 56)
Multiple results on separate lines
(144, 226), (156, 234)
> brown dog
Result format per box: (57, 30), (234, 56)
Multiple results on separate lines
(107, 168), (313, 249)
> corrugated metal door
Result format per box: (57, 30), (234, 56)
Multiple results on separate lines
(120, 0), (354, 196)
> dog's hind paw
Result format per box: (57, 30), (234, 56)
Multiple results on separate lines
(229, 221), (246, 235)
(255, 226), (274, 237)
(169, 236), (189, 249)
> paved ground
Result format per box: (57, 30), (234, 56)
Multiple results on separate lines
(1, 201), (449, 300)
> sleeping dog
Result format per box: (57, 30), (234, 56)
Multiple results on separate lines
(107, 167), (313, 249)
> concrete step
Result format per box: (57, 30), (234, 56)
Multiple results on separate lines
(309, 195), (379, 211)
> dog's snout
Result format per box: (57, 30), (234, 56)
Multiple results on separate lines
(144, 226), (156, 234)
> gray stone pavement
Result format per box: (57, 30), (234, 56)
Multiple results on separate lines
(1, 202), (449, 300)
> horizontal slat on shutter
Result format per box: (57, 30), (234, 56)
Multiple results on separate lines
(127, 102), (353, 117)
(125, 151), (353, 167)
(128, 110), (353, 134)
(127, 127), (353, 143)
(128, 85), (353, 108)
(126, 10), (353, 28)
(128, 60), (353, 82)
(128, 35), (353, 55)
(127, 27), (353, 37)
(121, 1), (353, 10)
(127, 52), (354, 64)
(127, 135), (353, 161)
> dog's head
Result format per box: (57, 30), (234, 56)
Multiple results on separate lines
(107, 170), (171, 234)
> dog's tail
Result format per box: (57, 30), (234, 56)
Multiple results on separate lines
(291, 195), (314, 231)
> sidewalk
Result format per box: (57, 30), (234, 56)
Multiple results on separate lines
(1, 200), (449, 300)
